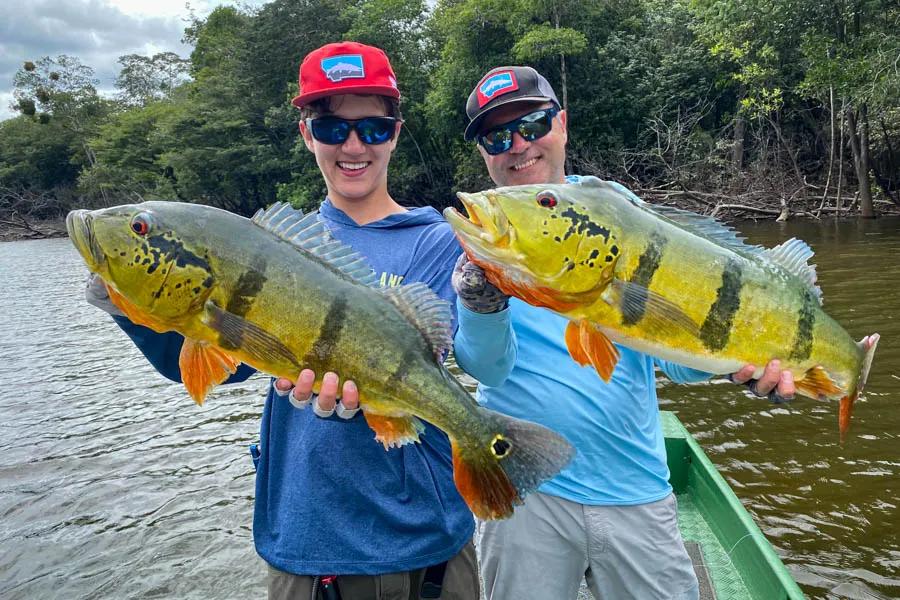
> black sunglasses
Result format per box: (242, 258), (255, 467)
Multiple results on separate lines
(306, 116), (398, 145)
(476, 107), (559, 155)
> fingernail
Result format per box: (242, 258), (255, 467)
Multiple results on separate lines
(300, 370), (315, 384)
(323, 372), (337, 384)
(346, 381), (357, 392)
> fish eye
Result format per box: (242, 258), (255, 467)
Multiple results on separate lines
(537, 191), (558, 208)
(130, 213), (153, 236)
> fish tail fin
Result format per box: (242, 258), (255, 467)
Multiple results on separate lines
(451, 408), (574, 520)
(840, 333), (881, 439)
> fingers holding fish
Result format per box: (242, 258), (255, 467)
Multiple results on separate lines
(274, 369), (361, 418)
(731, 359), (796, 403)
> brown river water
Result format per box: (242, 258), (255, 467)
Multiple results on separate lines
(1, 217), (897, 599)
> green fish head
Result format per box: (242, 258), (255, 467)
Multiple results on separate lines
(67, 203), (215, 321)
(446, 183), (619, 300)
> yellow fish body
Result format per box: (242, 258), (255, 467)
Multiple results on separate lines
(67, 201), (573, 519)
(444, 177), (879, 436)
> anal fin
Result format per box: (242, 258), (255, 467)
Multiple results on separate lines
(564, 321), (619, 382)
(178, 338), (240, 405)
(363, 413), (426, 449)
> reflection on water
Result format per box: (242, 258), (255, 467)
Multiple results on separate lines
(1, 218), (898, 599)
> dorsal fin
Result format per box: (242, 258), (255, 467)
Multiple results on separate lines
(252, 202), (378, 286)
(584, 179), (764, 256)
(383, 282), (453, 360)
(763, 238), (822, 303)
(642, 203), (764, 255)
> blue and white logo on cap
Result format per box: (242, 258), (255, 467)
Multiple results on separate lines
(321, 54), (365, 82)
(477, 70), (519, 107)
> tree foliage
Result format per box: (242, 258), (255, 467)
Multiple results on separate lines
(1, 0), (897, 223)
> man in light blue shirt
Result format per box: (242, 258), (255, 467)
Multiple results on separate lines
(452, 65), (797, 600)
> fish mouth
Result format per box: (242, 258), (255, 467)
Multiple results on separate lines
(66, 210), (106, 272)
(446, 191), (515, 256)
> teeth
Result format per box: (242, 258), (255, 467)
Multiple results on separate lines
(512, 157), (538, 171)
(339, 162), (368, 170)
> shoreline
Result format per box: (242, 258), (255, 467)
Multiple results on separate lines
(3, 203), (897, 243)
(0, 218), (67, 243)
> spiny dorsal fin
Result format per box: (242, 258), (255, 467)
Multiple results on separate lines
(642, 203), (764, 256)
(383, 282), (453, 360)
(763, 238), (822, 304)
(581, 179), (765, 256)
(252, 202), (378, 286)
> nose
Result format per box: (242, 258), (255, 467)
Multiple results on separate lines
(341, 129), (366, 154)
(508, 131), (530, 154)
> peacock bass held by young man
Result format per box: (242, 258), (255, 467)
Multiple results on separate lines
(443, 176), (879, 437)
(66, 201), (574, 519)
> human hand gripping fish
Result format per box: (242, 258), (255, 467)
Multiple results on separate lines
(274, 370), (360, 418)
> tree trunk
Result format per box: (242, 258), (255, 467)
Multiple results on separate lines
(846, 105), (875, 218)
(732, 114), (745, 172)
(766, 112), (805, 185)
(817, 86), (835, 217)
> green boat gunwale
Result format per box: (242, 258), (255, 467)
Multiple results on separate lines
(663, 411), (806, 600)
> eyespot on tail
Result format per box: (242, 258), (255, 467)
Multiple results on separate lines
(840, 333), (881, 439)
(451, 409), (574, 520)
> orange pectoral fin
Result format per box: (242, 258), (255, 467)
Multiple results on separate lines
(564, 321), (619, 382)
(178, 338), (240, 405)
(363, 412), (426, 450)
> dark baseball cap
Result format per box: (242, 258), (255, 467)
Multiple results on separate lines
(464, 66), (560, 141)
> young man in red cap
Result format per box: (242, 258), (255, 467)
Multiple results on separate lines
(258, 40), (506, 600)
(452, 65), (801, 600)
(86, 42), (515, 599)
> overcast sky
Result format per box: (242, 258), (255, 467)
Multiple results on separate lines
(0, 0), (266, 120)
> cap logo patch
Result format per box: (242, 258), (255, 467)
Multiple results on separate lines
(321, 54), (365, 82)
(477, 71), (519, 107)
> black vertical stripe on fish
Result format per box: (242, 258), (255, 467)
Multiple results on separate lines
(226, 267), (267, 317)
(699, 258), (744, 352)
(304, 297), (349, 364)
(621, 233), (666, 326)
(206, 301), (299, 368)
(789, 289), (817, 361)
(388, 347), (420, 386)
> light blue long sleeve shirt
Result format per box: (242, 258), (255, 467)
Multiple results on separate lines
(455, 298), (710, 505)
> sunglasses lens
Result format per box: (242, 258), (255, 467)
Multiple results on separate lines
(310, 117), (349, 144)
(357, 118), (395, 144)
(481, 129), (512, 155)
(518, 114), (552, 141)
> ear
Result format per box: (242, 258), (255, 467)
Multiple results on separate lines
(299, 121), (315, 153)
(557, 109), (568, 144)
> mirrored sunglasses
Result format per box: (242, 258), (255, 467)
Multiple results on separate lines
(307, 116), (398, 145)
(476, 107), (559, 156)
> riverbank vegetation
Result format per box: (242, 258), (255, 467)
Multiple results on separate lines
(1, 0), (897, 237)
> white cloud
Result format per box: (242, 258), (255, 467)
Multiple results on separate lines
(0, 0), (266, 122)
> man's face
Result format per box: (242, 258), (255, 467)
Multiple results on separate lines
(476, 101), (567, 187)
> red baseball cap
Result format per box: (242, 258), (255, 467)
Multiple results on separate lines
(291, 41), (400, 108)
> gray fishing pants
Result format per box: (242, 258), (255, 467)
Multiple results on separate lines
(267, 539), (479, 600)
(478, 492), (699, 600)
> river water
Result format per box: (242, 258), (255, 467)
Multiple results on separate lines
(0, 218), (897, 599)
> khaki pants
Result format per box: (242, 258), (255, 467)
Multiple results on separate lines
(267, 540), (479, 600)
(479, 492), (699, 600)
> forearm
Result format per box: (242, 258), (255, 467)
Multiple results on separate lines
(453, 299), (517, 387)
(655, 357), (712, 384)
